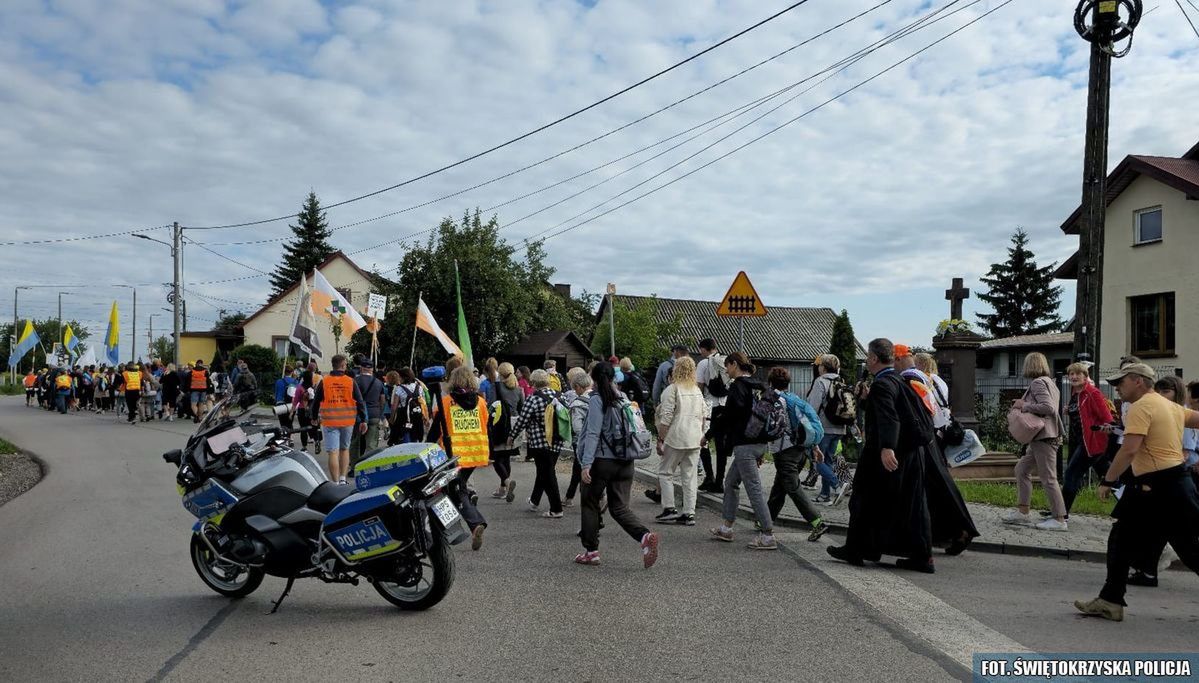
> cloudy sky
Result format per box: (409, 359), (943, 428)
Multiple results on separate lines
(3, 0), (1197, 358)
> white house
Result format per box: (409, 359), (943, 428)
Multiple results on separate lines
(1056, 140), (1199, 378)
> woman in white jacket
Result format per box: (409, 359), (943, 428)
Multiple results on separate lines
(654, 356), (711, 526)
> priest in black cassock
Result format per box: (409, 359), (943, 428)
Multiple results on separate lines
(827, 338), (935, 573)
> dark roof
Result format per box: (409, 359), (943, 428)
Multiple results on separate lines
(979, 332), (1074, 350)
(1052, 250), (1080, 280)
(242, 251), (388, 326)
(502, 330), (591, 357)
(595, 295), (864, 363)
(1061, 141), (1199, 234)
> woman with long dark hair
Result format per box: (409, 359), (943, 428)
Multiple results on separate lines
(575, 362), (658, 568)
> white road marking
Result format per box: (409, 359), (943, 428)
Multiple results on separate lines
(777, 534), (1032, 670)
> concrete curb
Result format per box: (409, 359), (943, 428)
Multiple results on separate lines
(0, 438), (47, 508)
(632, 466), (1108, 564)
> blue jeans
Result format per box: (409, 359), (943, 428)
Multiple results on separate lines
(56, 391), (69, 414)
(816, 433), (841, 496)
(1061, 443), (1109, 514)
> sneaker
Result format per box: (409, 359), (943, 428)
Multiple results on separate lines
(640, 532), (660, 569)
(490, 489), (506, 499)
(470, 525), (485, 551)
(527, 499), (539, 512)
(1073, 597), (1124, 622)
(709, 526), (734, 542)
(747, 534), (777, 551)
(814, 494), (832, 504)
(574, 550), (601, 566)
(1001, 510), (1033, 526)
(831, 482), (849, 506)
(644, 489), (662, 504)
(1035, 518), (1068, 532)
(807, 520), (828, 542)
(505, 480), (517, 503)
(338, 478), (347, 485)
(1127, 570), (1158, 587)
(542, 511), (564, 519)
(655, 508), (681, 523)
(675, 513), (696, 526)
(562, 498), (574, 508)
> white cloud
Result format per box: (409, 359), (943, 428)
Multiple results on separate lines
(1, 0), (1196, 352)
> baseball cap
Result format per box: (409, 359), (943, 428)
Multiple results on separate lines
(1104, 362), (1155, 385)
(894, 344), (912, 358)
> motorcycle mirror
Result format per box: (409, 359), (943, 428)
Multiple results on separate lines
(163, 449), (183, 465)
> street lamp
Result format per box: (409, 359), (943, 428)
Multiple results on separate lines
(112, 285), (136, 364)
(134, 223), (182, 366)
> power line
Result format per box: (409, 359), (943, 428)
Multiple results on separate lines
(0, 224), (170, 247)
(193, 1), (893, 248)
(541, 0), (1017, 244)
(182, 0), (818, 230)
(183, 237), (272, 276)
(520, 0), (976, 243)
(1177, 0), (1199, 40)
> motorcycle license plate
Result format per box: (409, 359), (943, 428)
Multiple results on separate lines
(431, 496), (460, 525)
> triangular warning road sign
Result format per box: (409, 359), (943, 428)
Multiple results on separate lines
(716, 271), (767, 317)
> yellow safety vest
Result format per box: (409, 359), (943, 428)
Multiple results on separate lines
(123, 371), (142, 392)
(55, 374), (72, 390)
(441, 395), (490, 469)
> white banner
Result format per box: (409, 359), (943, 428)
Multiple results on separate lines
(366, 293), (388, 320)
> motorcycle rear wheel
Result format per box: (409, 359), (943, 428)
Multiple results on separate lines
(190, 534), (265, 598)
(372, 532), (455, 610)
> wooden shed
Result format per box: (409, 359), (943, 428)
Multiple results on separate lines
(501, 330), (593, 372)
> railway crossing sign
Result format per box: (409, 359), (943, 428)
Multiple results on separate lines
(716, 271), (767, 317)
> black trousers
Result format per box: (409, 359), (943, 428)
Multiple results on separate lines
(566, 458), (584, 500)
(297, 409), (320, 449)
(448, 472), (486, 530)
(491, 448), (516, 484)
(1100, 466), (1199, 606)
(125, 391), (140, 422)
(580, 458), (648, 552)
(528, 448), (563, 513)
(699, 406), (730, 484)
(768, 445), (823, 524)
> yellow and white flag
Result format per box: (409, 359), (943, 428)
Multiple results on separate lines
(310, 268), (366, 336)
(415, 297), (462, 357)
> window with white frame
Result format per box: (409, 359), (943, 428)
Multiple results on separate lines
(1134, 207), (1162, 245)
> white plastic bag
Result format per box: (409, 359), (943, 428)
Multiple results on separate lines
(945, 429), (986, 468)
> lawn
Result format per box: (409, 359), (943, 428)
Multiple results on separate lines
(0, 438), (17, 455)
(956, 480), (1114, 517)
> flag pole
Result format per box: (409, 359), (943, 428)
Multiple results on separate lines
(409, 292), (422, 369)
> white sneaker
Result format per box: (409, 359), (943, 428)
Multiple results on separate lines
(1001, 510), (1033, 525)
(527, 499), (540, 512)
(1035, 518), (1068, 532)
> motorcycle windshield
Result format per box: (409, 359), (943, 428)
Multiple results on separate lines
(194, 390), (256, 435)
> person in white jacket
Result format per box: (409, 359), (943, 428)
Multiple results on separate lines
(654, 356), (711, 526)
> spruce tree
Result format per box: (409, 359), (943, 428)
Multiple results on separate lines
(828, 309), (859, 382)
(269, 192), (336, 298)
(976, 228), (1063, 338)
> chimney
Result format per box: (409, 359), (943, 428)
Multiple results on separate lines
(553, 283), (571, 299)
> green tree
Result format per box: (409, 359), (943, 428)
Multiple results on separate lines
(228, 343), (281, 404)
(1, 318), (90, 372)
(365, 210), (598, 368)
(591, 296), (684, 371)
(269, 191), (336, 298)
(828, 309), (859, 382)
(976, 228), (1064, 338)
(150, 335), (175, 362)
(214, 312), (248, 334)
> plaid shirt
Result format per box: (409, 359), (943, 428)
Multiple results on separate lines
(511, 388), (559, 452)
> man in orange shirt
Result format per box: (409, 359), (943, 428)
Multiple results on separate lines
(311, 354), (368, 484)
(23, 370), (37, 406)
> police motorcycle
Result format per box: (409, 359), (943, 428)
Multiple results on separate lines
(162, 392), (469, 611)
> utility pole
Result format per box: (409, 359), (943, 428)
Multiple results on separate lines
(606, 283), (617, 358)
(136, 223), (182, 366)
(1071, 0), (1142, 372)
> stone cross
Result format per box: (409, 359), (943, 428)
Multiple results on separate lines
(945, 277), (970, 320)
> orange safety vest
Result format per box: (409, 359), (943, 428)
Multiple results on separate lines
(55, 374), (72, 390)
(440, 394), (490, 469)
(23, 374), (37, 389)
(191, 368), (208, 390)
(123, 370), (142, 392)
(319, 374), (357, 427)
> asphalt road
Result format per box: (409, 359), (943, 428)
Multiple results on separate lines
(1, 396), (1196, 682)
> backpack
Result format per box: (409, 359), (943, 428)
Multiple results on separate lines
(547, 373), (562, 394)
(602, 399), (654, 460)
(745, 387), (789, 442)
(823, 375), (858, 427)
(623, 371), (649, 404)
(543, 397), (572, 446)
(489, 400), (512, 444)
(705, 354), (731, 398)
(398, 385), (424, 429)
(568, 396), (591, 450)
(782, 391), (824, 448)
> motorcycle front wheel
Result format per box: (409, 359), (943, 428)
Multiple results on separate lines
(190, 534), (265, 598)
(371, 532), (455, 610)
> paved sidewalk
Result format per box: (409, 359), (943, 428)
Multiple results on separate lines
(633, 451), (1113, 561)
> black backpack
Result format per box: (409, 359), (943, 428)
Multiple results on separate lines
(706, 354), (730, 398)
(398, 385), (424, 429)
(623, 371), (649, 404)
(823, 375), (858, 427)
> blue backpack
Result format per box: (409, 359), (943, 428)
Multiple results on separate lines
(782, 391), (824, 448)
